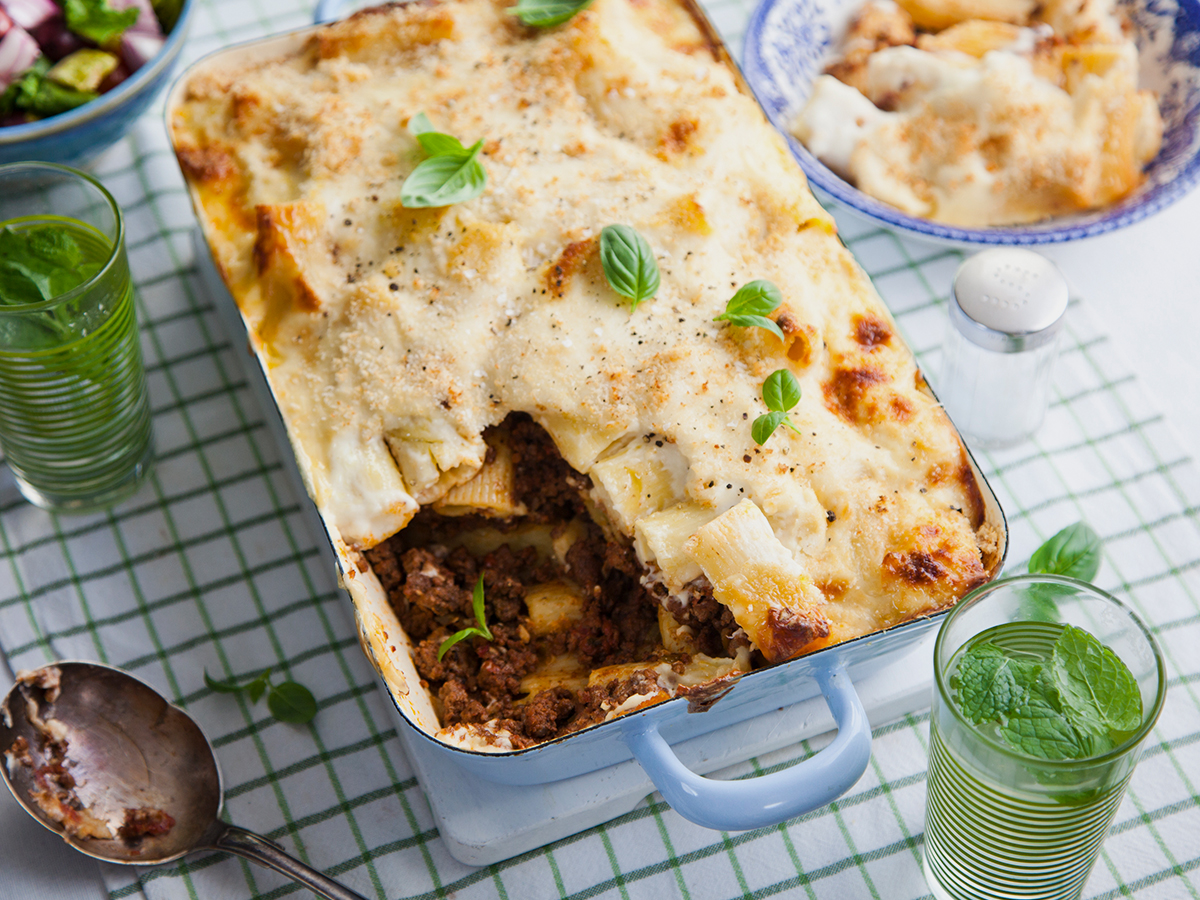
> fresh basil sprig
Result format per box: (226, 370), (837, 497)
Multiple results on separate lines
(714, 279), (784, 340)
(438, 575), (494, 660)
(1028, 522), (1102, 582)
(204, 668), (318, 724)
(509, 0), (594, 27)
(400, 113), (488, 208)
(751, 369), (803, 444)
(1020, 521), (1103, 621)
(600, 224), (659, 312)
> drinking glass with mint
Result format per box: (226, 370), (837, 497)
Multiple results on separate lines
(923, 524), (1166, 900)
(0, 162), (152, 512)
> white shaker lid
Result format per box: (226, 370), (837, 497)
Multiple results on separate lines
(951, 248), (1069, 352)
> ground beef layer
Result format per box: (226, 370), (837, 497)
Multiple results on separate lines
(364, 414), (744, 746)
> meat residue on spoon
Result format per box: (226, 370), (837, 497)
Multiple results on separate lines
(3, 666), (176, 848)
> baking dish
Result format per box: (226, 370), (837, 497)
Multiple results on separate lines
(167, 0), (1009, 832)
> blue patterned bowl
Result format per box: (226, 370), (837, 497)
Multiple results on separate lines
(742, 0), (1200, 244)
(0, 0), (195, 169)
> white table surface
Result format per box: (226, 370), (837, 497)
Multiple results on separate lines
(2, 174), (1198, 900)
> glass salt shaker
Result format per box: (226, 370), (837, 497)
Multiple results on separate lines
(937, 248), (1069, 449)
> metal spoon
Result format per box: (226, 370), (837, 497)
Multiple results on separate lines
(0, 661), (367, 900)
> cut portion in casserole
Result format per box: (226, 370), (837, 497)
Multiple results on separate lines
(170, 0), (1002, 750)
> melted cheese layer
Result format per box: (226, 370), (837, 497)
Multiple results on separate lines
(172, 0), (997, 661)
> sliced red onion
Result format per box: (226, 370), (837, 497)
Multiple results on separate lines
(0, 9), (12, 39)
(98, 60), (129, 92)
(119, 29), (161, 70)
(31, 19), (82, 61)
(1, 0), (60, 33)
(0, 25), (38, 90)
(107, 0), (161, 36)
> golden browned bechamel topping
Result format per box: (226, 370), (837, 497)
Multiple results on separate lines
(172, 0), (999, 746)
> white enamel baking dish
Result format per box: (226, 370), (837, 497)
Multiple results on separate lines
(169, 0), (1009, 832)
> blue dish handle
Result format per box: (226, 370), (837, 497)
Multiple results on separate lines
(621, 658), (872, 831)
(314, 0), (346, 24)
(315, 0), (874, 826)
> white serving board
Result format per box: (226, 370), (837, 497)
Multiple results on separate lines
(192, 230), (937, 867)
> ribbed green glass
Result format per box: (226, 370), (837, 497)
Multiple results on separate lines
(0, 165), (153, 513)
(922, 576), (1166, 900)
(924, 714), (1133, 900)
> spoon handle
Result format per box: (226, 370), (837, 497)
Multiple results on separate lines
(211, 822), (371, 900)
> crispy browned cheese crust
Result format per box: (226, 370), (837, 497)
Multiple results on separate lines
(172, 0), (1000, 748)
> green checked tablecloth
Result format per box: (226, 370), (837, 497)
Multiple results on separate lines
(3, 0), (1200, 896)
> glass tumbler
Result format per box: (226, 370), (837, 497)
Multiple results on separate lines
(923, 574), (1166, 900)
(0, 162), (153, 512)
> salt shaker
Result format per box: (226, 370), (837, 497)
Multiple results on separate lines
(937, 248), (1069, 449)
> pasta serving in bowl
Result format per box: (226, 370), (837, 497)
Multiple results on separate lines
(743, 0), (1200, 243)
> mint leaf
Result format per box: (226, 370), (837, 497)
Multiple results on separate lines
(267, 682), (318, 724)
(1051, 624), (1142, 735)
(1028, 522), (1102, 581)
(0, 224), (99, 311)
(600, 224), (660, 311)
(509, 0), (595, 27)
(1000, 694), (1087, 760)
(951, 643), (1038, 723)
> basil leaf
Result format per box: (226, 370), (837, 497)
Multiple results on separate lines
(509, 0), (595, 27)
(717, 313), (785, 341)
(268, 682), (318, 724)
(417, 132), (468, 157)
(600, 224), (660, 311)
(471, 574), (492, 637)
(1028, 522), (1102, 581)
(247, 672), (271, 704)
(401, 140), (487, 208)
(408, 116), (468, 157)
(438, 575), (494, 660)
(204, 670), (245, 694)
(718, 279), (782, 319)
(751, 411), (787, 445)
(1051, 624), (1142, 734)
(762, 368), (801, 413)
(408, 112), (435, 136)
(64, 0), (140, 47)
(437, 626), (487, 661)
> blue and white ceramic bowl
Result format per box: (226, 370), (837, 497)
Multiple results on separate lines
(0, 0), (195, 169)
(742, 0), (1200, 244)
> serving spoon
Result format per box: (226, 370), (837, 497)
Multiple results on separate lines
(0, 661), (367, 900)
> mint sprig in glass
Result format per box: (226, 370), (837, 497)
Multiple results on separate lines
(923, 564), (1166, 900)
(0, 163), (153, 513)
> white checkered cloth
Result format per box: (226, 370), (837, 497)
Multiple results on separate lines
(1, 1), (1199, 897)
